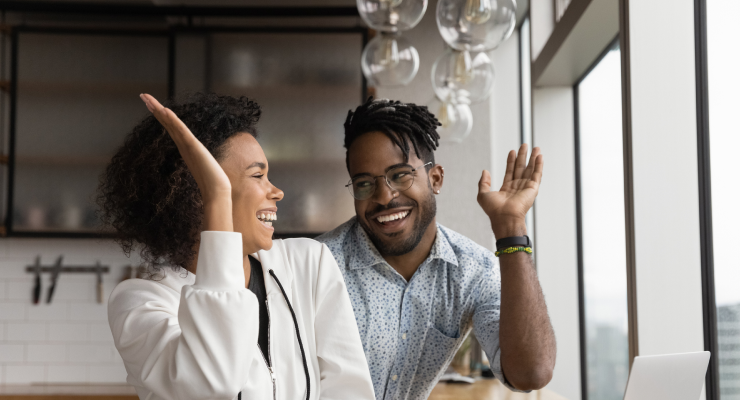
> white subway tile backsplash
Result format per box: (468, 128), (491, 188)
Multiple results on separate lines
(88, 323), (113, 343)
(0, 260), (33, 279)
(6, 279), (35, 301)
(27, 303), (69, 321)
(48, 365), (87, 383)
(50, 277), (95, 301)
(0, 344), (25, 362)
(27, 344), (66, 363)
(68, 344), (114, 363)
(0, 238), (138, 384)
(68, 303), (107, 322)
(0, 302), (26, 320)
(7, 322), (46, 342)
(87, 364), (127, 383)
(48, 323), (88, 342)
(5, 365), (45, 384)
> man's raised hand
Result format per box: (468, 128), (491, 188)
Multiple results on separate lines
(477, 144), (544, 238)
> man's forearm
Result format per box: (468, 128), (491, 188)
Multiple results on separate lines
(495, 222), (556, 391)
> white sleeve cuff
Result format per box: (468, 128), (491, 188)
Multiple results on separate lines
(192, 231), (244, 291)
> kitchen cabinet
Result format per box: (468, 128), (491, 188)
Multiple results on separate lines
(6, 27), (366, 238)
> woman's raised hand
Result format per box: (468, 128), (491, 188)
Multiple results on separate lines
(140, 94), (233, 232)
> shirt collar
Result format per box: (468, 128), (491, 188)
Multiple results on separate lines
(348, 220), (459, 270)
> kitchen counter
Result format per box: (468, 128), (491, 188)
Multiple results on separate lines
(0, 380), (568, 400)
(429, 379), (568, 400)
(0, 385), (137, 399)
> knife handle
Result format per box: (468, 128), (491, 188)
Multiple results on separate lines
(33, 275), (41, 304)
(97, 282), (104, 304)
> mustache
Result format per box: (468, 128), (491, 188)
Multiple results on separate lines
(365, 199), (416, 218)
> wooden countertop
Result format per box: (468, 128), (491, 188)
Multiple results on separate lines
(0, 385), (136, 399)
(0, 380), (568, 400)
(429, 379), (568, 400)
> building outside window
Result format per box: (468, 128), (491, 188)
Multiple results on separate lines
(707, 1), (740, 398)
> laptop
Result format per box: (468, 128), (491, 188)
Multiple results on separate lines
(623, 351), (710, 400)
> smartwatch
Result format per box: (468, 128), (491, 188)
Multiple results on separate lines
(495, 235), (532, 250)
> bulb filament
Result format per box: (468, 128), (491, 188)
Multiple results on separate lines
(452, 50), (474, 84)
(377, 36), (400, 67)
(464, 0), (493, 24)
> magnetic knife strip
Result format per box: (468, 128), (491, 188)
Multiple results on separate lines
(25, 266), (110, 273)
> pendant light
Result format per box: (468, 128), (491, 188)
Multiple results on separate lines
(358, 0), (428, 86)
(436, 0), (517, 52)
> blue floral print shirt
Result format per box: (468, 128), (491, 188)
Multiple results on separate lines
(316, 217), (518, 400)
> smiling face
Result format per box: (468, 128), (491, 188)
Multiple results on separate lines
(219, 133), (284, 255)
(347, 131), (444, 256)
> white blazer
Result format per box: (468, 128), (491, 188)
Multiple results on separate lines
(108, 231), (376, 400)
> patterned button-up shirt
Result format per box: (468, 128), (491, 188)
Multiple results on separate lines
(316, 217), (516, 400)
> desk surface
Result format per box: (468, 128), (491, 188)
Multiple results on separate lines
(0, 380), (568, 400)
(429, 379), (568, 400)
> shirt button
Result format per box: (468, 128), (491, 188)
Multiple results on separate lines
(402, 333), (407, 340)
(392, 375), (398, 381)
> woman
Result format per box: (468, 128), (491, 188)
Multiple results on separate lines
(100, 93), (375, 400)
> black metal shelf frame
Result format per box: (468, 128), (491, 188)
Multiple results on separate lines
(1, 3), (369, 239)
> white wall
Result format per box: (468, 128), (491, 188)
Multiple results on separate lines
(0, 239), (136, 384)
(490, 30), (524, 191)
(532, 87), (581, 400)
(626, 0), (704, 356)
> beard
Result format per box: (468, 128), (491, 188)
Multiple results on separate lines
(358, 189), (437, 257)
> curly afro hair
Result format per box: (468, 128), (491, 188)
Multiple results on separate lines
(97, 92), (261, 273)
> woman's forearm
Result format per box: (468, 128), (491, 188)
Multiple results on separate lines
(203, 197), (234, 232)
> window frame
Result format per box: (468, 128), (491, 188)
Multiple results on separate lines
(693, 0), (720, 398)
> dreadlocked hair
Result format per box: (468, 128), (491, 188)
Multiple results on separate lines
(343, 97), (441, 170)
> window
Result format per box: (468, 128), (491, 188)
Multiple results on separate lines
(575, 42), (629, 400)
(706, 1), (740, 398)
(519, 17), (535, 240)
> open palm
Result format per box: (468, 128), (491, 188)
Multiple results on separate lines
(477, 144), (544, 231)
(140, 94), (233, 231)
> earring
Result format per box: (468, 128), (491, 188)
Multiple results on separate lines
(435, 190), (440, 194)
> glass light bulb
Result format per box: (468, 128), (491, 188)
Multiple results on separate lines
(436, 0), (516, 51)
(432, 48), (495, 104)
(357, 0), (428, 32)
(428, 96), (473, 143)
(464, 0), (493, 24)
(362, 33), (419, 87)
(381, 0), (404, 8)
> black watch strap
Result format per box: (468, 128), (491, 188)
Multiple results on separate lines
(496, 235), (532, 250)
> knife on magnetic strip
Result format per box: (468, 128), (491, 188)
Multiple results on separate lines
(46, 256), (63, 304)
(32, 256), (41, 304)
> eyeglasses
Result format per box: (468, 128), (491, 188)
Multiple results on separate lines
(345, 162), (433, 201)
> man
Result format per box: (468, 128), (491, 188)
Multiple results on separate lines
(316, 98), (556, 400)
